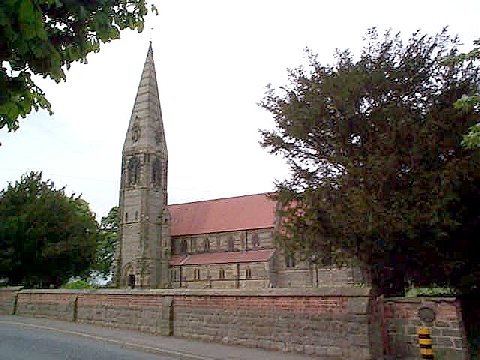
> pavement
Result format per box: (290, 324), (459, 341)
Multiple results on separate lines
(0, 315), (314, 360)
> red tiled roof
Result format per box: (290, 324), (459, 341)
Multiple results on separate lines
(170, 248), (276, 266)
(168, 193), (276, 236)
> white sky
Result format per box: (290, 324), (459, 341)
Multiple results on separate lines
(0, 0), (479, 220)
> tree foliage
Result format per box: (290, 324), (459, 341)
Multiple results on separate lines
(261, 29), (480, 295)
(450, 38), (480, 149)
(94, 206), (119, 277)
(0, 171), (97, 287)
(0, 0), (156, 131)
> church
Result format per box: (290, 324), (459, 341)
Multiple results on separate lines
(114, 44), (356, 289)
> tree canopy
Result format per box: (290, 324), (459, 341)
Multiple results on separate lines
(451, 38), (480, 149)
(261, 29), (480, 295)
(93, 206), (119, 278)
(0, 171), (97, 287)
(0, 0), (155, 131)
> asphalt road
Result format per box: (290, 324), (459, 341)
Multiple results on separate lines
(0, 321), (176, 360)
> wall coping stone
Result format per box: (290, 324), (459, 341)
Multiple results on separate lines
(384, 297), (459, 303)
(18, 286), (372, 297)
(0, 286), (23, 292)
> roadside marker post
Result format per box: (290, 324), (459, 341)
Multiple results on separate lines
(418, 327), (434, 359)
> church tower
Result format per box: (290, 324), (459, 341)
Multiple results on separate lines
(116, 43), (170, 288)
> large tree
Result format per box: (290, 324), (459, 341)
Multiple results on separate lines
(261, 29), (480, 295)
(0, 0), (155, 131)
(0, 171), (97, 287)
(450, 38), (480, 149)
(94, 206), (119, 278)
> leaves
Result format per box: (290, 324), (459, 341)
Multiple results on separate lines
(262, 29), (480, 295)
(0, 0), (156, 131)
(93, 206), (119, 277)
(0, 172), (97, 287)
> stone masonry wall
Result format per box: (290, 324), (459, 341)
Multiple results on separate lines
(382, 297), (468, 360)
(172, 262), (271, 289)
(16, 290), (77, 321)
(173, 288), (375, 359)
(76, 292), (172, 335)
(2, 288), (470, 359)
(0, 287), (21, 315)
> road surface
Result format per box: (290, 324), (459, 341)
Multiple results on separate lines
(0, 321), (176, 360)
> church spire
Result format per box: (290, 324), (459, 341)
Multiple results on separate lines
(116, 43), (170, 289)
(124, 42), (166, 150)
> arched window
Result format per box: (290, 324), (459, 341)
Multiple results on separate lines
(204, 238), (210, 252)
(245, 267), (252, 279)
(228, 237), (235, 252)
(134, 211), (138, 221)
(152, 158), (161, 187)
(125, 212), (129, 222)
(219, 269), (225, 280)
(171, 269), (179, 282)
(194, 268), (201, 280)
(128, 156), (141, 185)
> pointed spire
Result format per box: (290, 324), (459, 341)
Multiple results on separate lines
(124, 43), (166, 150)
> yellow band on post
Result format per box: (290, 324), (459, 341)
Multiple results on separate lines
(419, 338), (433, 346)
(420, 348), (434, 356)
(418, 327), (431, 335)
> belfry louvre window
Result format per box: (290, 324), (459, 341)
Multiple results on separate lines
(128, 156), (140, 185)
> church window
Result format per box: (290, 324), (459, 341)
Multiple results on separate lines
(245, 267), (252, 279)
(204, 238), (210, 252)
(171, 269), (179, 282)
(152, 158), (161, 187)
(135, 211), (138, 221)
(216, 237), (221, 250)
(128, 156), (141, 185)
(252, 233), (260, 248)
(125, 212), (129, 222)
(219, 269), (225, 280)
(194, 268), (201, 280)
(180, 239), (188, 254)
(228, 237), (234, 252)
(285, 253), (296, 268)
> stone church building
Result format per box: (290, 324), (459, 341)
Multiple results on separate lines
(115, 44), (355, 289)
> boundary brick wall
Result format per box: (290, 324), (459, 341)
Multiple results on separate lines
(382, 297), (468, 360)
(15, 290), (77, 321)
(76, 291), (172, 335)
(172, 288), (374, 359)
(0, 287), (22, 315)
(0, 287), (470, 359)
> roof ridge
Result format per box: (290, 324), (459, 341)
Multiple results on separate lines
(168, 192), (274, 206)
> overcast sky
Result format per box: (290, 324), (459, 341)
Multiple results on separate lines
(0, 0), (479, 220)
